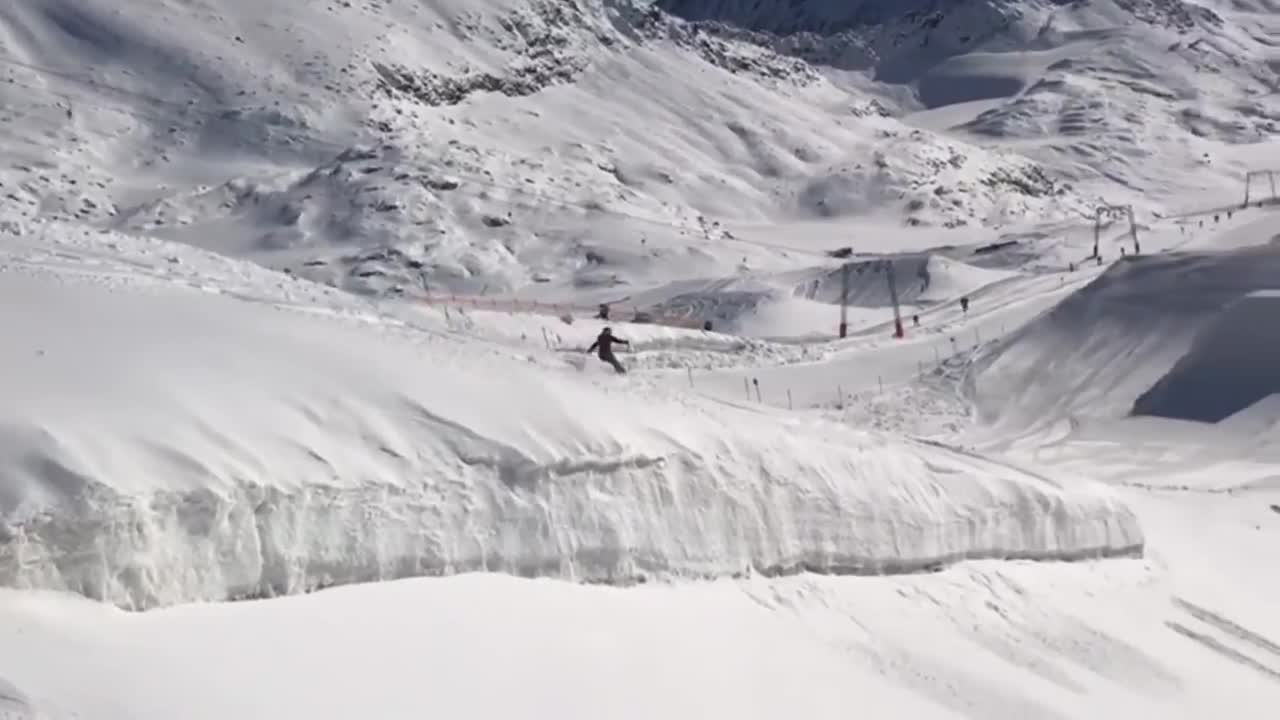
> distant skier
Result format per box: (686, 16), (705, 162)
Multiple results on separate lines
(960, 296), (969, 315)
(587, 327), (629, 374)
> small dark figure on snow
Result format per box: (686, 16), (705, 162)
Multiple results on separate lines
(588, 327), (629, 374)
(912, 314), (920, 327)
(959, 296), (969, 314)
(596, 303), (610, 320)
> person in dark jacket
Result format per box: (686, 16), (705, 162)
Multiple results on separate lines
(587, 327), (629, 374)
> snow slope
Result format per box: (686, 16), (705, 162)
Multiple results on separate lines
(966, 245), (1280, 438)
(3, 0), (1280, 717)
(0, 223), (1139, 609)
(1133, 290), (1280, 422)
(661, 0), (1280, 210)
(7, 557), (1280, 720)
(0, 0), (1111, 308)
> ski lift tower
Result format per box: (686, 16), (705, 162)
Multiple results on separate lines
(1092, 204), (1138, 258)
(838, 262), (851, 338)
(1244, 170), (1280, 208)
(884, 259), (905, 339)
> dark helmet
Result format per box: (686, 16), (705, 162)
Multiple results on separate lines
(602, 326), (612, 335)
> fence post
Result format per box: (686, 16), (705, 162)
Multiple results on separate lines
(837, 384), (844, 410)
(744, 377), (751, 401)
(687, 367), (694, 388)
(753, 378), (762, 403)
(787, 389), (793, 410)
(878, 375), (883, 394)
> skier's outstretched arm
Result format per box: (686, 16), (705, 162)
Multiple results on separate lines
(586, 340), (599, 353)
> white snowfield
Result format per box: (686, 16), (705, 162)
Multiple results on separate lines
(4, 0), (1280, 717)
(0, 227), (1139, 609)
(6, 559), (1279, 720)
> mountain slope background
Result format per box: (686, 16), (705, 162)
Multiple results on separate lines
(3, 0), (1276, 305)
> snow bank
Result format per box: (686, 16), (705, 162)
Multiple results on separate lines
(0, 232), (1140, 609)
(967, 247), (1280, 432)
(1133, 291), (1280, 423)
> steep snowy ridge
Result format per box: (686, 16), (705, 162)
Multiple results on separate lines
(965, 245), (1280, 437)
(1133, 290), (1280, 422)
(0, 226), (1140, 610)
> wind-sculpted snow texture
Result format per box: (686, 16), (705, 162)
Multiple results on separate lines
(0, 229), (1140, 610)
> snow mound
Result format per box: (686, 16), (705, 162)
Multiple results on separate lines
(967, 247), (1280, 434)
(0, 229), (1141, 609)
(1133, 291), (1280, 423)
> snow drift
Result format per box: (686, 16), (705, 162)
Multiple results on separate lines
(966, 246), (1280, 433)
(1132, 290), (1280, 423)
(0, 226), (1140, 609)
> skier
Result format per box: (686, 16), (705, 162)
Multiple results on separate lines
(960, 296), (969, 315)
(587, 327), (629, 374)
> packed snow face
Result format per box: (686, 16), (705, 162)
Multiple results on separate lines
(965, 245), (1280, 437)
(1132, 290), (1280, 423)
(0, 226), (1140, 609)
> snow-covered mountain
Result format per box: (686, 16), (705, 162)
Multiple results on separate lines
(4, 1), (1280, 718)
(661, 0), (1280, 196)
(3, 0), (1276, 307)
(4, 0), (1246, 302)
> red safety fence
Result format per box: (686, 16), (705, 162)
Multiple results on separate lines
(418, 293), (709, 330)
